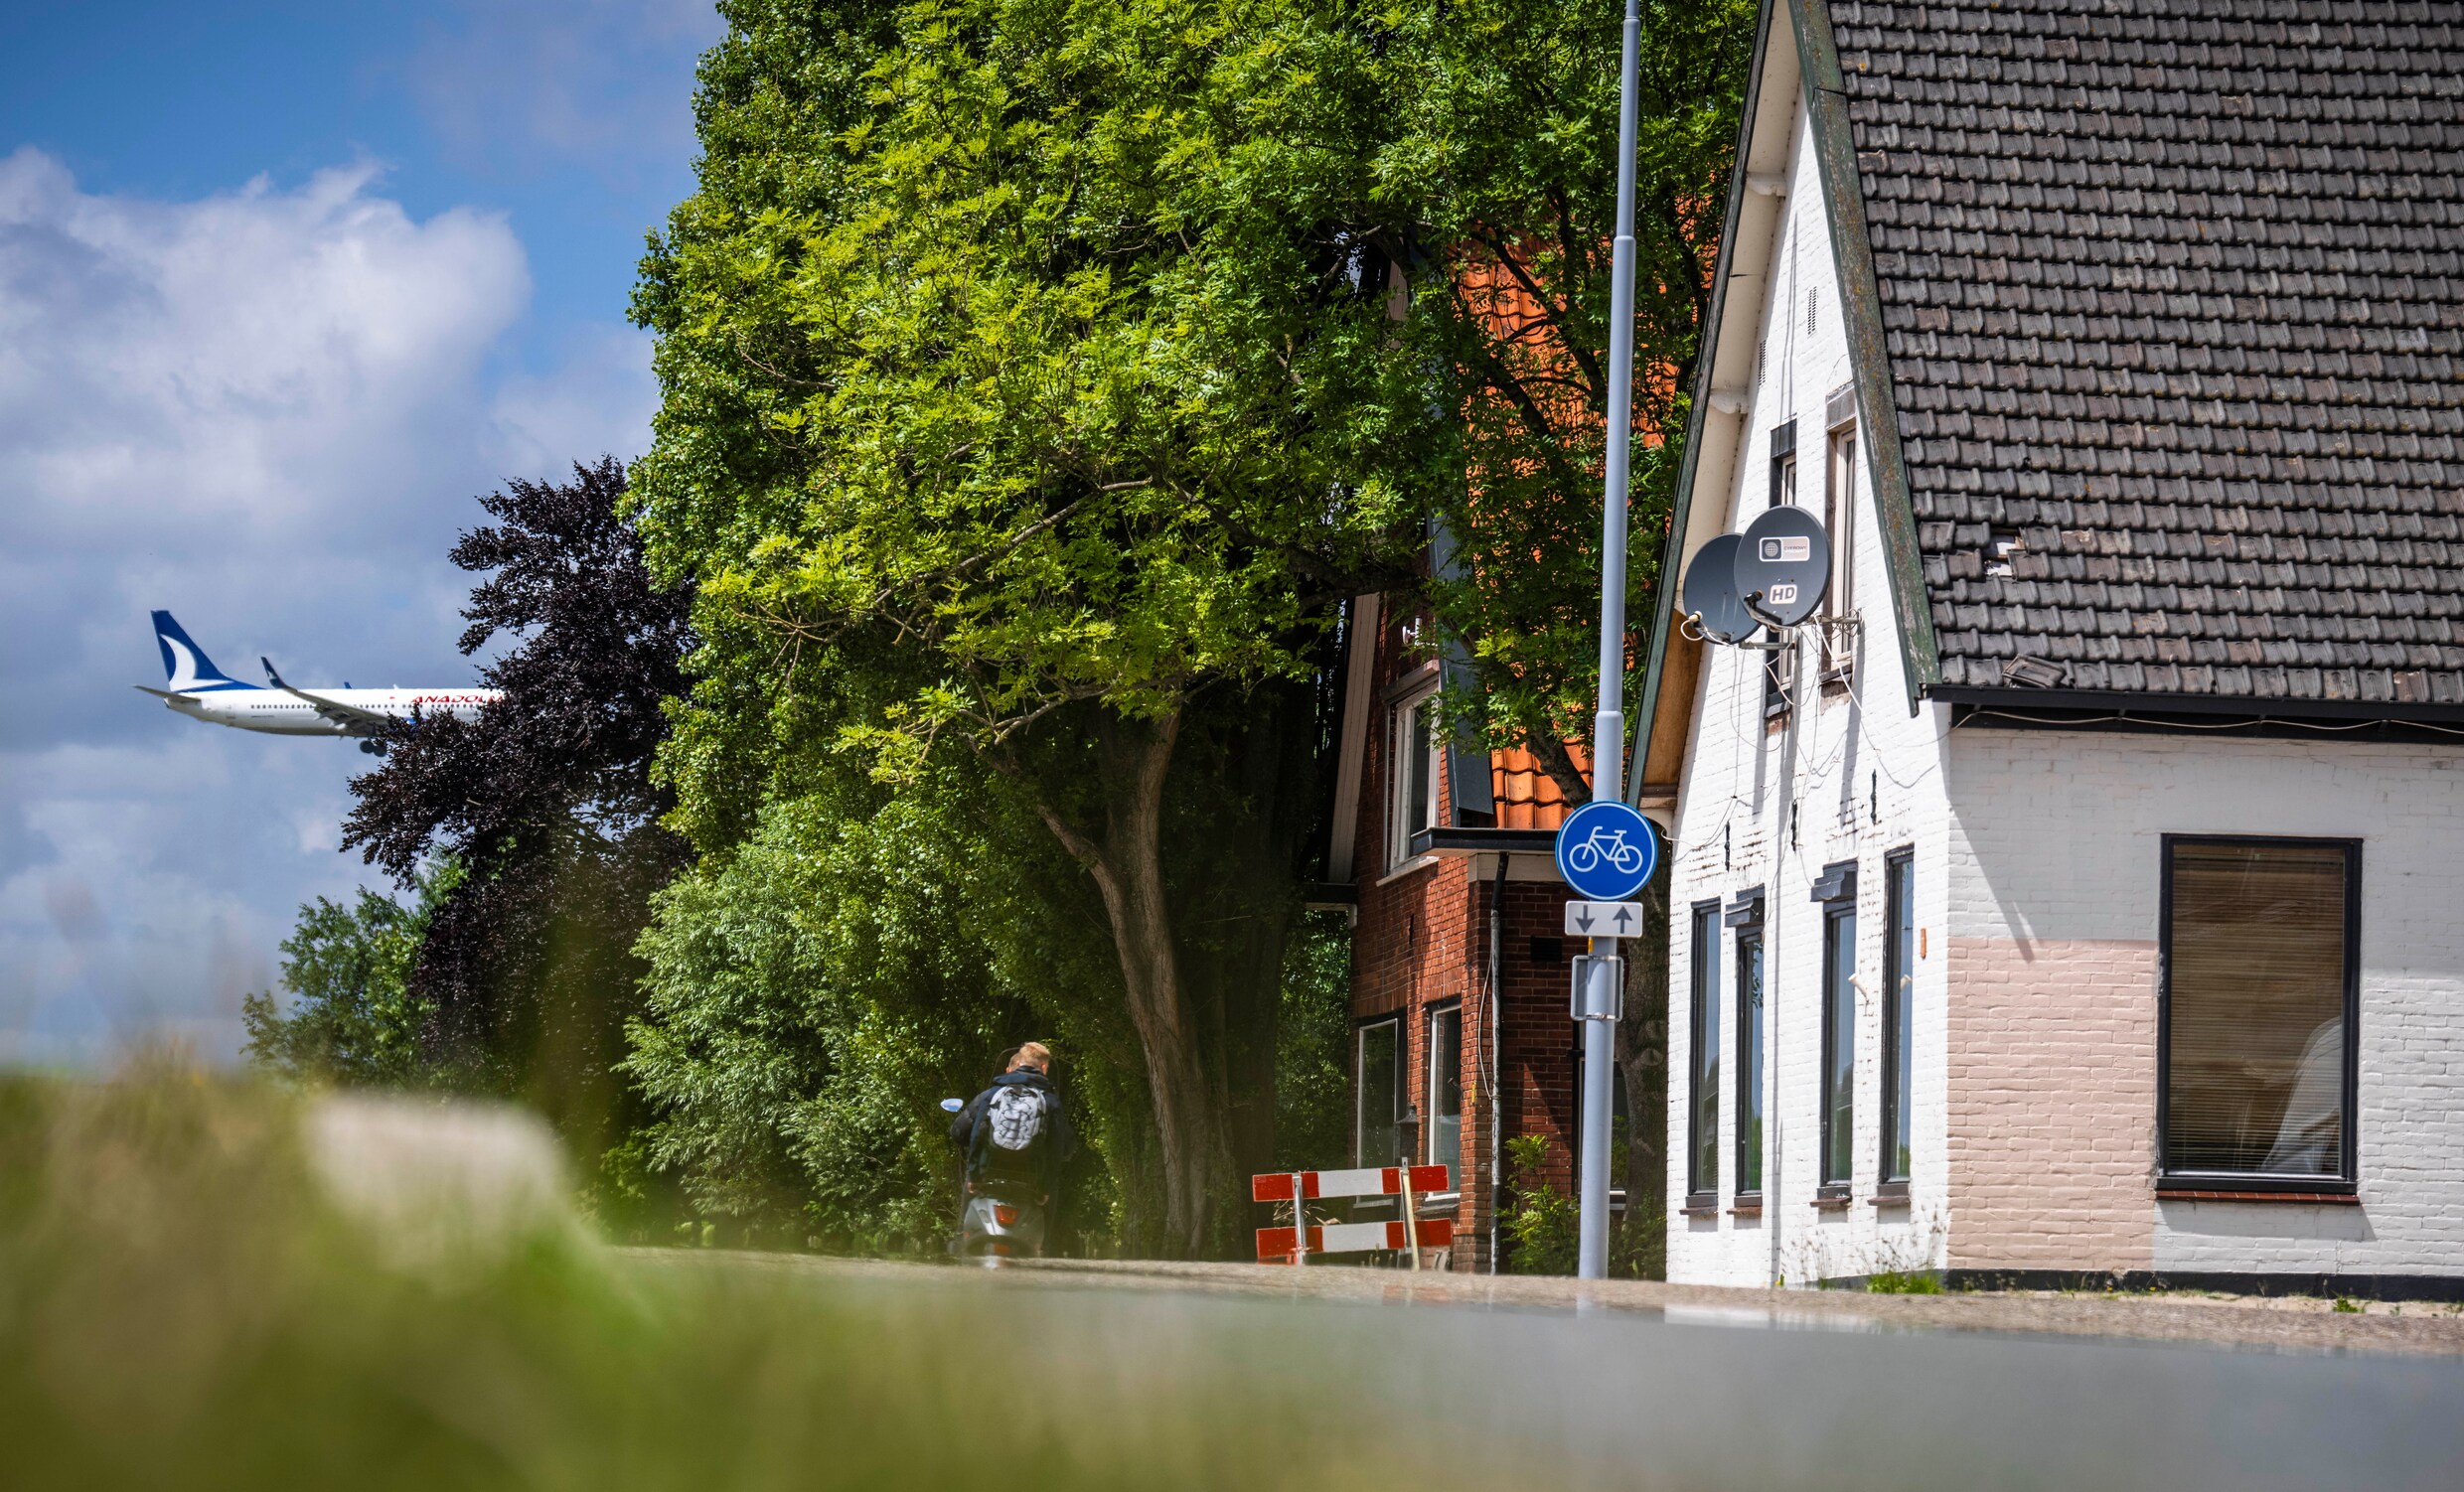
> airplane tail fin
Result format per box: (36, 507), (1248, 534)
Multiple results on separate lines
(151, 610), (248, 692)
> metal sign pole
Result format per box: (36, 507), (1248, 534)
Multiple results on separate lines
(1579, 0), (1645, 1283)
(1291, 1172), (1309, 1267)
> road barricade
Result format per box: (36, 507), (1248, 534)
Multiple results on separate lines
(1252, 1165), (1451, 1267)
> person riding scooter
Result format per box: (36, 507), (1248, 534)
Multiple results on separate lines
(946, 1042), (1074, 1259)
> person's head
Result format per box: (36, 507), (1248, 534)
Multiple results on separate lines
(1006, 1041), (1052, 1075)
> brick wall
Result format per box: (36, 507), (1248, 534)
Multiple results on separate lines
(1950, 729), (2464, 1277)
(1347, 604), (1580, 1271)
(1942, 936), (2157, 1271)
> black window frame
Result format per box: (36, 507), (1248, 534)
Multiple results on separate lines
(2156, 834), (2362, 1193)
(1686, 899), (1723, 1204)
(1879, 848), (1916, 1189)
(1814, 860), (1857, 1193)
(1728, 888), (1767, 1198)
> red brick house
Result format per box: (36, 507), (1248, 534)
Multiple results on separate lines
(1319, 590), (1607, 1271)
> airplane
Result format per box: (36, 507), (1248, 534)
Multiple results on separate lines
(135, 610), (500, 755)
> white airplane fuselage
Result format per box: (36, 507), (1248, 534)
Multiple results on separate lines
(141, 609), (499, 743)
(161, 685), (496, 736)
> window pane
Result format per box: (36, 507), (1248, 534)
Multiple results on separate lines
(1883, 854), (1915, 1183)
(1689, 906), (1722, 1194)
(1428, 1008), (1462, 1183)
(1821, 906), (1856, 1186)
(1405, 702), (1433, 841)
(1359, 1021), (1400, 1167)
(1736, 927), (1765, 1194)
(2165, 842), (2351, 1177)
(1823, 429), (1857, 674)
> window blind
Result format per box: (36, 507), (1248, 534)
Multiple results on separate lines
(2163, 841), (2352, 1178)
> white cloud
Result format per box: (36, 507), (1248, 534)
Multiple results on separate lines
(0, 150), (656, 1067)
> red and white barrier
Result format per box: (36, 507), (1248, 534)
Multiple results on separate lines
(1256, 1218), (1452, 1261)
(1251, 1165), (1448, 1203)
(1253, 1165), (1452, 1266)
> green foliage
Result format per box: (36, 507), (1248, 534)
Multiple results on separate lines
(1390, 0), (1758, 798)
(241, 861), (463, 1088)
(630, 0), (1463, 1253)
(1274, 911), (1354, 1174)
(621, 769), (1144, 1254)
(1501, 1133), (1579, 1276)
(1868, 1270), (1944, 1295)
(631, 0), (1441, 795)
(620, 0), (1761, 1250)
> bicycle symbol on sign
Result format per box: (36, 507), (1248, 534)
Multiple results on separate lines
(1564, 824), (1648, 877)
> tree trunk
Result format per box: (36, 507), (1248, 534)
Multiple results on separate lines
(1033, 709), (1237, 1257)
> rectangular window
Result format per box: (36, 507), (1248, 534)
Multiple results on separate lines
(1821, 414), (1858, 678)
(1768, 418), (1797, 510)
(1880, 849), (1916, 1186)
(1732, 898), (1766, 1197)
(1357, 1018), (1401, 1167)
(1817, 863), (1858, 1189)
(1386, 689), (1439, 868)
(1763, 634), (1797, 720)
(2160, 838), (2359, 1185)
(1765, 421), (1797, 719)
(1687, 901), (1723, 1200)
(1427, 1005), (1463, 1184)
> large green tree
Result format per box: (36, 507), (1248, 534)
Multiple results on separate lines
(629, 0), (1752, 1257)
(631, 0), (1443, 1253)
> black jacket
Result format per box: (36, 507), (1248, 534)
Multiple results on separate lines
(950, 1069), (1076, 1196)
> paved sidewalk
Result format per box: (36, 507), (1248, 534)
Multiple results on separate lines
(1008, 1256), (2464, 1357)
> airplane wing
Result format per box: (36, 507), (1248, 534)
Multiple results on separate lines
(133, 684), (194, 700)
(262, 657), (393, 734)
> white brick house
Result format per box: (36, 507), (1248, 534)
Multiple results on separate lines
(1631, 0), (2464, 1292)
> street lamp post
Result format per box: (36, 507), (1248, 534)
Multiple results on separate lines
(1577, 0), (1644, 1283)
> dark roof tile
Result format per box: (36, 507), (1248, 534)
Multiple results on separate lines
(1836, 0), (2464, 707)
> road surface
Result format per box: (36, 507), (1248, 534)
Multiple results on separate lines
(640, 1252), (2464, 1490)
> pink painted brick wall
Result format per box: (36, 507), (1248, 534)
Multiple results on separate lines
(1943, 936), (2158, 1271)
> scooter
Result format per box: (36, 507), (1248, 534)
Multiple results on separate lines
(939, 1097), (1049, 1263)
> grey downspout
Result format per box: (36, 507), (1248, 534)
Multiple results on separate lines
(1489, 850), (1508, 1273)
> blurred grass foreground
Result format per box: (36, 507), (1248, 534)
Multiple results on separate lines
(0, 1065), (1470, 1491)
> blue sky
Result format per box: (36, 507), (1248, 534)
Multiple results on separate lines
(0, 0), (724, 1063)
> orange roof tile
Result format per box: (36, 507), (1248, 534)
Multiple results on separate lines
(1489, 744), (1586, 830)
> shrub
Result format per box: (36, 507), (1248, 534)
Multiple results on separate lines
(1501, 1134), (1579, 1276)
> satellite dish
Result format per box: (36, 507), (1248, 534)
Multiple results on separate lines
(1680, 534), (1761, 644)
(1733, 506), (1831, 628)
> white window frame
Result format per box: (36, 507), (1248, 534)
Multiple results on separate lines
(1386, 684), (1441, 869)
(1822, 414), (1858, 679)
(1426, 1003), (1463, 1184)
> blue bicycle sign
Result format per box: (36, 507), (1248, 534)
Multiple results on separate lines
(1554, 799), (1660, 902)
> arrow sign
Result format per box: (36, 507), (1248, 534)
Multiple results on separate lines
(1564, 900), (1642, 940)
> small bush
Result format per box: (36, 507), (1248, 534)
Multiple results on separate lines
(1501, 1135), (1579, 1276)
(1866, 1270), (1943, 1295)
